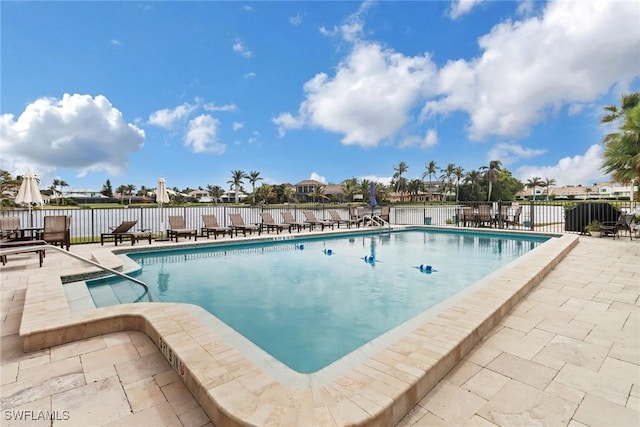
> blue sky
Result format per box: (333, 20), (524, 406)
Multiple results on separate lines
(2, 0), (639, 193)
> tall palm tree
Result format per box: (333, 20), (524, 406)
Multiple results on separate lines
(247, 171), (263, 204)
(407, 179), (423, 202)
(125, 184), (136, 204)
(283, 186), (296, 203)
(227, 170), (247, 203)
(525, 177), (543, 200)
(421, 160), (438, 202)
(311, 184), (327, 204)
(480, 160), (502, 201)
(453, 166), (464, 202)
(440, 163), (456, 201)
(544, 178), (556, 201)
(392, 161), (408, 202)
(602, 106), (640, 191)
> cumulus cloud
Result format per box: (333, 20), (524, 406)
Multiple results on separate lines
(487, 142), (546, 166)
(309, 172), (327, 184)
(148, 103), (196, 129)
(203, 102), (237, 112)
(359, 174), (392, 186)
(515, 144), (607, 186)
(425, 0), (640, 140)
(448, 0), (486, 20)
(0, 93), (144, 179)
(232, 122), (244, 131)
(399, 128), (438, 149)
(184, 114), (225, 154)
(274, 42), (436, 147)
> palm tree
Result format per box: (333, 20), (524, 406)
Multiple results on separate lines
(51, 178), (69, 205)
(125, 184), (136, 204)
(525, 177), (543, 200)
(407, 179), (423, 202)
(440, 163), (456, 201)
(311, 184), (327, 204)
(255, 183), (275, 204)
(544, 178), (556, 201)
(602, 105), (640, 193)
(480, 160), (502, 201)
(464, 170), (483, 201)
(227, 170), (247, 204)
(247, 171), (263, 204)
(115, 184), (128, 204)
(206, 184), (225, 203)
(421, 160), (438, 202)
(340, 177), (359, 202)
(453, 166), (464, 202)
(600, 92), (640, 127)
(392, 161), (408, 202)
(283, 186), (296, 203)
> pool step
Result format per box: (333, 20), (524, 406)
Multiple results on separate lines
(89, 281), (147, 307)
(88, 283), (121, 308)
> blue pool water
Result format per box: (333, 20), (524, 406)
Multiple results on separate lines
(88, 229), (549, 373)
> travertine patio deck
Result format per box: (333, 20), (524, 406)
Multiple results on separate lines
(1, 230), (638, 426)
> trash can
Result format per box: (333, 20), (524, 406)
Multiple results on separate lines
(424, 217), (432, 225)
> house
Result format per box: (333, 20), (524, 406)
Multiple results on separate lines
(295, 179), (325, 203)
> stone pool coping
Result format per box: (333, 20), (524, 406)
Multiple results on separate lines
(19, 227), (579, 426)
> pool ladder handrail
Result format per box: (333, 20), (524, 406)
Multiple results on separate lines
(1, 244), (152, 302)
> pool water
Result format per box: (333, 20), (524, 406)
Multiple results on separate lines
(88, 229), (548, 373)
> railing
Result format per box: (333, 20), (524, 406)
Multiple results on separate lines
(1, 201), (638, 244)
(1, 244), (152, 302)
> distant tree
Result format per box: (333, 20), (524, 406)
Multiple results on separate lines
(0, 170), (19, 198)
(421, 160), (438, 202)
(101, 179), (114, 197)
(51, 178), (69, 205)
(544, 178), (556, 201)
(228, 170), (247, 203)
(247, 171), (263, 204)
(115, 185), (128, 204)
(255, 183), (275, 204)
(311, 184), (328, 203)
(525, 177), (544, 200)
(340, 177), (359, 202)
(407, 179), (423, 202)
(453, 166), (464, 202)
(283, 186), (297, 203)
(206, 184), (225, 203)
(392, 161), (408, 202)
(463, 170), (483, 201)
(439, 163), (456, 201)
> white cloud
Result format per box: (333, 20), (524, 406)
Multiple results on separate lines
(487, 142), (546, 166)
(148, 103), (196, 129)
(448, 0), (486, 20)
(110, 39), (121, 46)
(289, 13), (302, 26)
(232, 122), (244, 131)
(309, 172), (327, 184)
(203, 102), (237, 112)
(0, 93), (144, 179)
(425, 0), (640, 141)
(243, 72), (256, 79)
(232, 39), (253, 58)
(515, 144), (607, 186)
(276, 42), (436, 146)
(319, 0), (374, 43)
(399, 128), (438, 149)
(359, 175), (392, 186)
(184, 114), (225, 154)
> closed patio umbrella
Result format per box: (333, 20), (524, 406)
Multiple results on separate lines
(15, 173), (44, 227)
(369, 181), (377, 215)
(156, 177), (170, 240)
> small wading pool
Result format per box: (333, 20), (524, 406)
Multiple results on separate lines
(87, 229), (549, 373)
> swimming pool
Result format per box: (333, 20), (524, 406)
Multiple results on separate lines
(87, 229), (548, 373)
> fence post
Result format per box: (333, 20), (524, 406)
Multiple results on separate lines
(529, 200), (535, 230)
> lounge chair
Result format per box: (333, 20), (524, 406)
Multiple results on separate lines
(37, 215), (71, 250)
(601, 213), (635, 240)
(0, 217), (21, 240)
(504, 207), (522, 228)
(201, 214), (232, 239)
(167, 216), (198, 242)
(0, 239), (47, 267)
(101, 220), (152, 246)
(228, 213), (261, 237)
(302, 210), (334, 231)
(379, 206), (390, 223)
(476, 205), (493, 227)
(328, 210), (359, 228)
(260, 213), (291, 234)
(281, 212), (307, 232)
